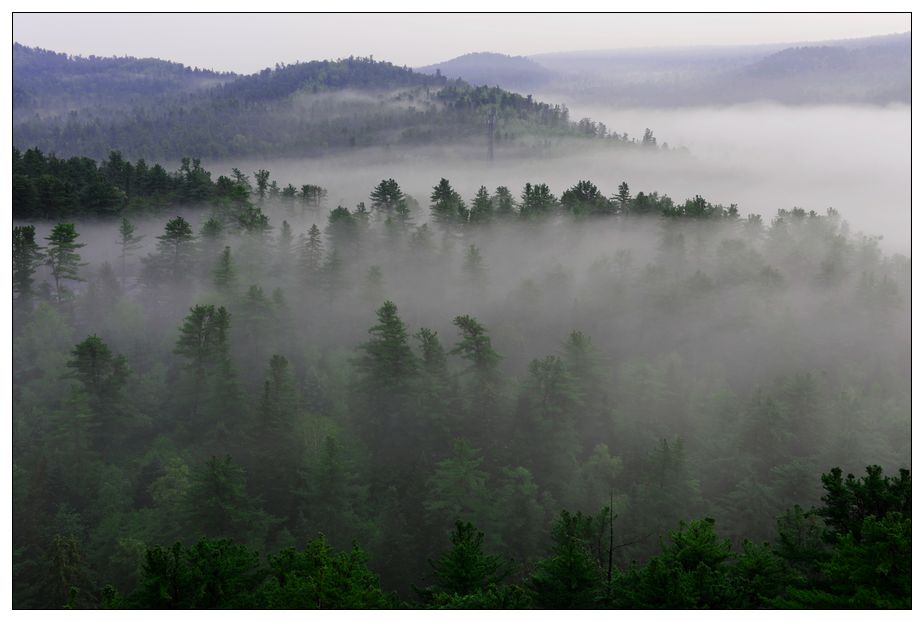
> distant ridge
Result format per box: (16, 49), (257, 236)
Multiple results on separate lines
(422, 32), (909, 105)
(418, 52), (553, 91)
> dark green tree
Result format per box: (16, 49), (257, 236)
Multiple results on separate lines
(44, 223), (86, 303)
(13, 225), (43, 303)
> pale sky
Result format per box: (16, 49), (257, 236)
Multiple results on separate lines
(12, 13), (911, 74)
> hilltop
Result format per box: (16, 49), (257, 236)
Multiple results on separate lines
(13, 46), (635, 161)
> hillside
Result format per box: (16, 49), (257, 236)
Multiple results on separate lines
(13, 49), (633, 161)
(418, 52), (554, 91)
(425, 32), (910, 106)
(12, 43), (233, 115)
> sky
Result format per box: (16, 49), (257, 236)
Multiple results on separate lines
(12, 13), (911, 74)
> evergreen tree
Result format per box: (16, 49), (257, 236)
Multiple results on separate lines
(370, 178), (404, 214)
(253, 169), (271, 200)
(529, 510), (604, 608)
(151, 216), (195, 282)
(44, 223), (86, 304)
(298, 224), (324, 284)
(173, 305), (238, 435)
(430, 178), (467, 227)
(353, 301), (420, 480)
(450, 315), (501, 447)
(184, 456), (270, 547)
(277, 220), (293, 268)
(462, 244), (486, 288)
(425, 440), (490, 528)
(251, 355), (302, 523)
(116, 217), (143, 288)
(13, 225), (43, 303)
(519, 183), (558, 220)
(421, 521), (509, 601)
(561, 180), (612, 217)
(213, 246), (236, 294)
(468, 186), (493, 224)
(612, 181), (631, 214)
(492, 186), (516, 219)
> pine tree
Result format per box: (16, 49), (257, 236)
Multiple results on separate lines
(370, 178), (404, 214)
(612, 181), (631, 214)
(463, 244), (486, 288)
(185, 456), (270, 547)
(450, 315), (501, 446)
(422, 521), (509, 600)
(414, 327), (458, 441)
(251, 355), (302, 522)
(430, 178), (467, 227)
(153, 216), (195, 281)
(253, 169), (271, 200)
(529, 510), (604, 608)
(277, 220), (293, 268)
(468, 186), (493, 224)
(354, 301), (419, 480)
(174, 305), (237, 434)
(13, 225), (43, 303)
(424, 440), (490, 528)
(116, 217), (143, 288)
(298, 224), (324, 284)
(492, 186), (516, 219)
(44, 223), (86, 304)
(213, 246), (236, 294)
(66, 334), (130, 451)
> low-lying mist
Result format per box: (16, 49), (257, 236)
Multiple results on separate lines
(211, 103), (909, 253)
(12, 100), (910, 607)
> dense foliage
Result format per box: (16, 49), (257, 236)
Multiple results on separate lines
(12, 163), (909, 609)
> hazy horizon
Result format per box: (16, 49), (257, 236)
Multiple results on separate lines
(12, 13), (910, 73)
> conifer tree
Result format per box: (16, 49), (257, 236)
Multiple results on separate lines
(354, 301), (419, 479)
(44, 223), (86, 304)
(13, 225), (43, 303)
(492, 186), (516, 219)
(116, 217), (143, 288)
(430, 178), (467, 227)
(298, 224), (324, 284)
(213, 246), (236, 294)
(152, 216), (195, 281)
(370, 178), (404, 214)
(422, 521), (509, 600)
(450, 315), (501, 445)
(469, 186), (493, 224)
(174, 305), (237, 433)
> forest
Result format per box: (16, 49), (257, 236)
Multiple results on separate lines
(13, 47), (644, 161)
(11, 150), (911, 609)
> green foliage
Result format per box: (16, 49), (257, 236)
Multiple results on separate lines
(529, 510), (604, 608)
(615, 518), (734, 608)
(13, 225), (44, 302)
(430, 178), (467, 226)
(44, 223), (86, 303)
(425, 440), (490, 528)
(561, 179), (613, 217)
(420, 521), (509, 602)
(131, 539), (263, 608)
(259, 537), (391, 608)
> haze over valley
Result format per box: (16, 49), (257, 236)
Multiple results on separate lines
(10, 15), (912, 610)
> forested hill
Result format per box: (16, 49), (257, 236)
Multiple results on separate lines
(12, 43), (232, 114)
(13, 48), (634, 161)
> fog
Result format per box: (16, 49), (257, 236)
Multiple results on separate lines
(209, 103), (909, 254)
(13, 99), (911, 606)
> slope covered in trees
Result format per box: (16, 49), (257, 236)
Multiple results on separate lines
(12, 43), (231, 114)
(12, 162), (910, 608)
(13, 48), (644, 161)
